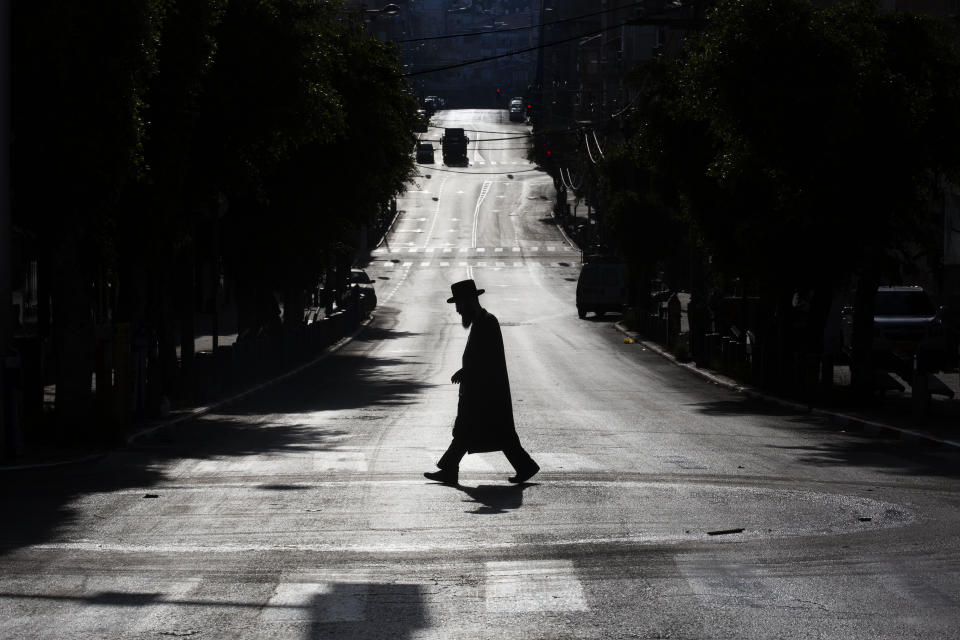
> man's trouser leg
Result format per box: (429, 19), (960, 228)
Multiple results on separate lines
(501, 431), (537, 473)
(437, 439), (468, 471)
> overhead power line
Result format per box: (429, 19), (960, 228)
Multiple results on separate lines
(404, 19), (635, 77)
(397, 3), (641, 44)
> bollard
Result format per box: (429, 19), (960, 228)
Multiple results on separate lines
(912, 352), (930, 421)
(113, 323), (132, 433)
(3, 346), (24, 458)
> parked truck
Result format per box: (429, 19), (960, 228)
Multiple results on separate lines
(441, 128), (469, 165)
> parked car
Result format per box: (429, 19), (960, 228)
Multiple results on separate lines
(350, 268), (377, 312)
(841, 285), (949, 370)
(414, 109), (429, 133)
(423, 95), (443, 114)
(416, 142), (435, 163)
(575, 256), (628, 318)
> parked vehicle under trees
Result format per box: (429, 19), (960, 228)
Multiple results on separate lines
(598, 0), (960, 399)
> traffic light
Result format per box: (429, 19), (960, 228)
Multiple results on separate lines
(495, 88), (503, 103)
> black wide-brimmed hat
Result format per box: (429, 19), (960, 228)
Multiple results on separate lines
(447, 279), (485, 303)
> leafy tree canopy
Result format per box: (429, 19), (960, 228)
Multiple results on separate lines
(636, 0), (960, 293)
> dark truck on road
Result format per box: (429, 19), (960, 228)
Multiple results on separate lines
(441, 127), (469, 165)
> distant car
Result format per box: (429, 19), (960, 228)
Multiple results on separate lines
(575, 256), (628, 318)
(423, 95), (442, 114)
(350, 268), (377, 312)
(416, 142), (435, 163)
(510, 97), (523, 109)
(509, 106), (524, 122)
(414, 109), (429, 133)
(841, 285), (948, 369)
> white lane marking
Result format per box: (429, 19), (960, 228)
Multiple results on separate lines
(512, 247), (521, 252)
(472, 181), (492, 249)
(443, 248), (452, 253)
(495, 247), (504, 252)
(175, 453), (368, 475)
(476, 247), (485, 253)
(459, 247), (468, 253)
(422, 175), (449, 249)
(485, 560), (588, 613)
(530, 246), (539, 251)
(408, 247), (419, 253)
(535, 453), (603, 471)
(440, 261), (450, 267)
(476, 262), (487, 267)
(513, 262), (523, 267)
(421, 262), (431, 267)
(425, 247), (434, 253)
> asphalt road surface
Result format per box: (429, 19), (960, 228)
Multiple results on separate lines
(2, 110), (960, 639)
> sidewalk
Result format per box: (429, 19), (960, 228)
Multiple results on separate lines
(614, 322), (960, 449)
(0, 315), (373, 472)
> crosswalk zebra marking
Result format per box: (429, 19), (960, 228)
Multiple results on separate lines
(485, 560), (588, 613)
(262, 582), (366, 623)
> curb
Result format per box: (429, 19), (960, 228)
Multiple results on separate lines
(1, 315), (376, 471)
(613, 322), (960, 449)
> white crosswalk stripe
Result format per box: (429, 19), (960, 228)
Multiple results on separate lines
(484, 560), (589, 613)
(262, 582), (366, 623)
(372, 246), (574, 256)
(372, 260), (576, 269)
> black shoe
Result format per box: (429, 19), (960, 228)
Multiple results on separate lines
(424, 469), (459, 485)
(508, 462), (540, 484)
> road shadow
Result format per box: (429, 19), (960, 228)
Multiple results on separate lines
(581, 312), (623, 323)
(690, 400), (960, 480)
(688, 398), (806, 418)
(457, 483), (535, 514)
(303, 582), (428, 638)
(0, 581), (429, 638)
(0, 330), (436, 554)
(765, 437), (960, 480)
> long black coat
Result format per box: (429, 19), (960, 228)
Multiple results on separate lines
(453, 308), (518, 453)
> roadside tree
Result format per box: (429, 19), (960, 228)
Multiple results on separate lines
(612, 0), (960, 394)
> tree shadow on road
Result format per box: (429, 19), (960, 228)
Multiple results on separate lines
(688, 398), (807, 417)
(765, 437), (960, 480)
(0, 342), (436, 554)
(689, 399), (960, 480)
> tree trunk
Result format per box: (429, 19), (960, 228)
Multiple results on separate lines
(851, 267), (879, 399)
(52, 239), (96, 441)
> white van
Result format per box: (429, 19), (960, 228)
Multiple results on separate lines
(575, 258), (628, 318)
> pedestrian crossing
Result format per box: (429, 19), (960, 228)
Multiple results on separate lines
(16, 556), (957, 638)
(371, 246), (576, 255)
(369, 246), (579, 269)
(370, 260), (577, 269)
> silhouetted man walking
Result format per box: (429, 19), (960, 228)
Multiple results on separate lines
(424, 279), (540, 486)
